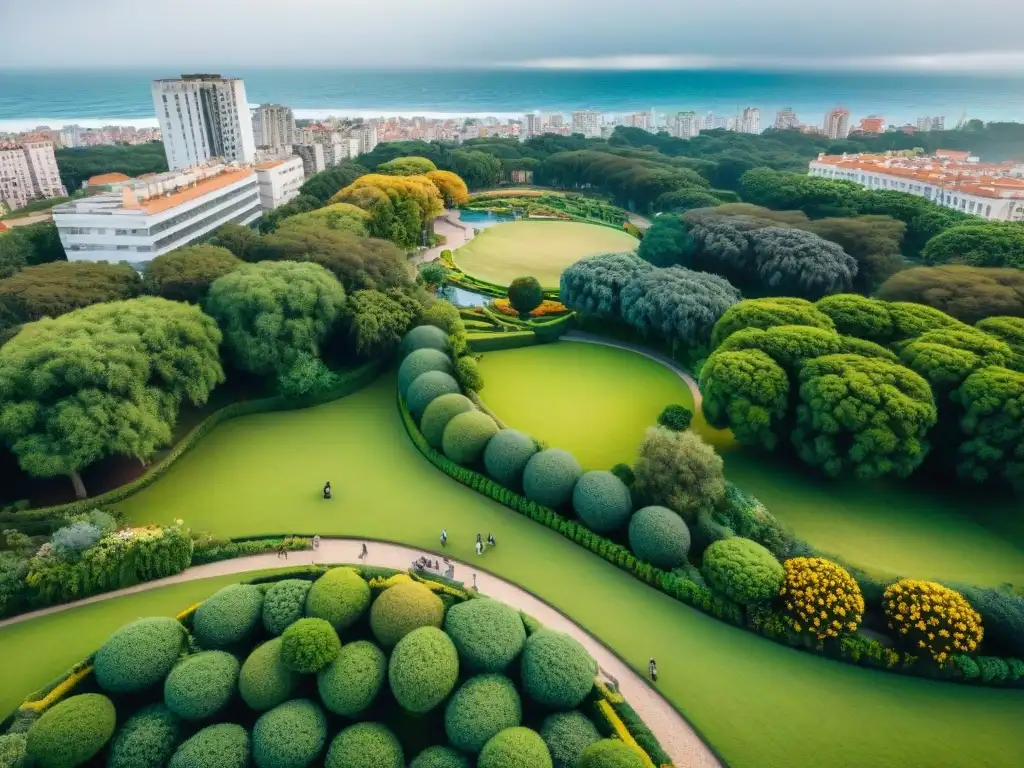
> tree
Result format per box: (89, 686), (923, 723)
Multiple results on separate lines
(956, 366), (1024, 490)
(921, 221), (1024, 268)
(425, 171), (470, 208)
(205, 261), (346, 376)
(277, 203), (370, 238)
(0, 232), (32, 279)
(378, 156), (438, 176)
(258, 194), (321, 234)
(900, 327), (1014, 394)
(448, 150), (502, 189)
(559, 252), (652, 320)
(657, 404), (693, 431)
(636, 215), (694, 267)
(54, 142), (168, 191)
(0, 261), (141, 321)
(632, 427), (725, 523)
(699, 349), (789, 449)
(298, 162), (369, 205)
(710, 297), (835, 349)
(15, 222), (66, 265)
(346, 289), (418, 358)
(800, 216), (906, 292)
(876, 265), (1024, 323)
(748, 227), (858, 299)
(653, 188), (723, 213)
(329, 174), (443, 246)
(739, 168), (858, 217)
(507, 276), (543, 317)
(814, 294), (896, 343)
(210, 223), (262, 262)
(419, 262), (447, 289)
(145, 245), (241, 304)
(976, 316), (1024, 369)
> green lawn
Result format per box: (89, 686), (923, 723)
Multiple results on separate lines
(452, 220), (637, 289)
(476, 342), (693, 469)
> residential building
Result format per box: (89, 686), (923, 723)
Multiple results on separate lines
(917, 116), (946, 132)
(740, 107), (761, 134)
(151, 74), (256, 170)
(549, 114), (565, 128)
(857, 115), (886, 134)
(355, 123), (377, 155)
(823, 107), (851, 139)
(628, 112), (653, 131)
(523, 113), (540, 137)
(571, 111), (601, 138)
(53, 163), (261, 262)
(808, 152), (1024, 221)
(0, 140), (67, 211)
(254, 156), (304, 211)
(672, 111), (699, 139)
(294, 143), (326, 177)
(774, 108), (799, 130)
(252, 104), (296, 148)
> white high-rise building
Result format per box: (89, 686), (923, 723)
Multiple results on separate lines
(823, 107), (851, 140)
(151, 74), (256, 171)
(672, 111), (699, 138)
(571, 111), (601, 138)
(741, 108), (761, 134)
(774, 108), (799, 130)
(356, 124), (377, 155)
(0, 140), (67, 211)
(628, 112), (653, 131)
(252, 104), (296, 148)
(523, 113), (540, 137)
(916, 116), (946, 132)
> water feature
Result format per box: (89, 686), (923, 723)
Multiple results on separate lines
(437, 284), (492, 308)
(456, 209), (518, 228)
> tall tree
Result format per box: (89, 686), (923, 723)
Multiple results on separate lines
(145, 245), (241, 304)
(0, 261), (141, 321)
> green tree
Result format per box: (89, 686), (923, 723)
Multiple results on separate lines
(54, 142), (167, 191)
(145, 245), (241, 303)
(0, 232), (32, 278)
(815, 294), (896, 343)
(507, 276), (543, 317)
(876, 265), (1024, 324)
(448, 150), (502, 189)
(419, 262), (447, 288)
(653, 188), (723, 213)
(298, 162), (369, 206)
(0, 261), (141, 322)
(699, 349), (789, 449)
(378, 156), (438, 176)
(710, 297), (835, 349)
(636, 215), (694, 268)
(921, 221), (1024, 268)
(347, 289), (418, 358)
(632, 427), (725, 523)
(955, 366), (1024, 491)
(277, 203), (370, 238)
(800, 216), (906, 292)
(210, 223), (262, 262)
(559, 252), (652, 320)
(747, 227), (858, 299)
(15, 222), (66, 265)
(258, 194), (321, 234)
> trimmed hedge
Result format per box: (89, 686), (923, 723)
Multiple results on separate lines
(523, 449), (583, 508)
(281, 618), (341, 673)
(399, 325), (450, 358)
(410, 745), (470, 768)
(370, 581), (445, 647)
(478, 727), (553, 768)
(407, 371), (462, 421)
(324, 723), (403, 768)
(262, 579), (313, 636)
(445, 674), (522, 753)
(26, 694), (116, 768)
(305, 567), (370, 631)
(578, 739), (645, 768)
(239, 638), (299, 711)
(443, 410), (500, 465)
(703, 537), (784, 605)
(421, 393), (476, 449)
(572, 471), (633, 534)
(467, 331), (538, 353)
(106, 704), (180, 768)
(192, 584), (264, 649)
(483, 429), (538, 487)
(388, 626), (460, 714)
(540, 711), (602, 768)
(164, 651), (240, 720)
(520, 629), (597, 710)
(317, 640), (387, 717)
(252, 699), (327, 768)
(444, 597), (527, 673)
(399, 348), (454, 397)
(628, 506), (691, 569)
(169, 723), (250, 768)
(94, 616), (187, 694)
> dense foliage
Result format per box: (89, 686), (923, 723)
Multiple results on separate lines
(0, 260), (140, 322)
(477, 727), (552, 768)
(656, 404), (693, 431)
(420, 393), (476, 449)
(955, 366), (1024, 490)
(572, 470), (633, 533)
(262, 579), (312, 636)
(407, 371), (462, 421)
(540, 711), (602, 768)
(26, 693), (116, 768)
(305, 566), (371, 631)
(168, 723), (250, 768)
(192, 584), (264, 649)
(559, 252), (652, 320)
(398, 348), (454, 397)
(445, 674), (523, 753)
(522, 449), (583, 508)
(508, 276), (544, 317)
(164, 650), (240, 720)
(281, 618), (342, 673)
(325, 722), (404, 768)
(883, 580), (984, 664)
(627, 506), (691, 569)
(483, 429), (540, 488)
(702, 537), (784, 605)
(388, 626), (460, 713)
(370, 580), (445, 647)
(520, 629), (596, 710)
(578, 738), (645, 768)
(317, 640), (387, 716)
(779, 557), (865, 639)
(443, 410), (500, 465)
(633, 427), (725, 523)
(55, 142), (168, 191)
(145, 245), (241, 303)
(921, 221), (1024, 269)
(252, 699), (328, 768)
(444, 597), (527, 673)
(239, 637), (298, 711)
(107, 704), (180, 768)
(876, 266), (1024, 323)
(95, 616), (187, 694)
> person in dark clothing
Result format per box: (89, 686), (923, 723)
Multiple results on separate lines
(359, 543), (368, 560)
(487, 533), (495, 547)
(648, 658), (658, 682)
(323, 482), (332, 499)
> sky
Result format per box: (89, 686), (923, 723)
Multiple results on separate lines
(3, 0), (1024, 72)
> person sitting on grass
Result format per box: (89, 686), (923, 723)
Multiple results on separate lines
(323, 481), (332, 499)
(487, 533), (495, 547)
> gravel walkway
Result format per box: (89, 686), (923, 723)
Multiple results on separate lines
(1, 538), (721, 768)
(412, 210), (472, 266)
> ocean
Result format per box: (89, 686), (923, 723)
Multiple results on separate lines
(1, 68), (1023, 131)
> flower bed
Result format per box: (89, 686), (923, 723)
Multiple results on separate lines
(492, 297), (569, 318)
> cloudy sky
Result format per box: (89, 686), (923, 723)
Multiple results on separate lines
(3, 0), (1024, 71)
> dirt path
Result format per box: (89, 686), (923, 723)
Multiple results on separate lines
(1, 538), (721, 768)
(413, 210), (472, 266)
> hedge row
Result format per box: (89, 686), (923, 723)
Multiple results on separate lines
(466, 331), (539, 353)
(191, 537), (312, 566)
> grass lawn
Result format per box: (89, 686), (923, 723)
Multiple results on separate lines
(476, 342), (693, 469)
(452, 220), (637, 289)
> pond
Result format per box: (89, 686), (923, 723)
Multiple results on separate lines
(437, 284), (492, 307)
(457, 209), (518, 228)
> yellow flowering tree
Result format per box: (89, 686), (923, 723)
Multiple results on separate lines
(779, 557), (864, 640)
(425, 170), (470, 207)
(882, 579), (983, 664)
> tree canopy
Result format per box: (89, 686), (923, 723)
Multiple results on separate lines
(298, 162), (369, 206)
(559, 252), (652, 320)
(956, 366), (1024, 491)
(378, 156), (438, 176)
(425, 171), (470, 207)
(876, 265), (1024, 323)
(210, 223), (263, 262)
(636, 215), (693, 268)
(711, 297), (835, 349)
(276, 203), (371, 238)
(346, 289), (420, 358)
(329, 174), (444, 248)
(921, 221), (1024, 268)
(0, 261), (141, 321)
(749, 227), (858, 299)
(633, 427), (725, 523)
(447, 150), (502, 190)
(145, 245), (241, 304)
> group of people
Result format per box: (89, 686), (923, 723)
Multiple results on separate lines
(439, 529), (496, 555)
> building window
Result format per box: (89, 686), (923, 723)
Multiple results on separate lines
(986, 205), (992, 217)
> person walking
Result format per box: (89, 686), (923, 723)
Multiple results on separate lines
(323, 481), (332, 500)
(648, 658), (658, 683)
(487, 533), (495, 548)
(278, 543), (288, 560)
(476, 533), (482, 546)
(472, 573), (478, 591)
(312, 534), (320, 551)
(440, 529), (448, 547)
(359, 543), (368, 561)
(475, 539), (483, 556)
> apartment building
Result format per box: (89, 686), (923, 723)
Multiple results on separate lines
(252, 104), (296, 148)
(740, 108), (761, 135)
(0, 140), (67, 211)
(254, 156), (305, 211)
(294, 144), (326, 177)
(774, 108), (799, 130)
(823, 107), (851, 139)
(571, 111), (601, 138)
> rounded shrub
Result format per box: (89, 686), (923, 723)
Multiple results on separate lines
(627, 506), (691, 569)
(94, 616), (187, 694)
(508, 276), (544, 316)
(280, 618), (341, 673)
(523, 449), (583, 508)
(324, 723), (403, 768)
(317, 639), (387, 716)
(370, 581), (445, 647)
(399, 348), (454, 397)
(520, 629), (596, 710)
(609, 463), (635, 487)
(702, 537), (784, 605)
(579, 739), (645, 768)
(107, 704), (180, 768)
(410, 745), (470, 768)
(443, 410), (499, 465)
(407, 371), (461, 421)
(443, 597), (527, 672)
(252, 699), (327, 768)
(483, 429), (538, 487)
(305, 567), (370, 632)
(883, 579), (984, 663)
(239, 637), (298, 711)
(572, 471), (633, 533)
(400, 324), (449, 359)
(421, 393), (475, 448)
(0, 734), (26, 768)
(26, 694), (116, 768)
(540, 711), (602, 768)
(164, 650), (240, 720)
(445, 674), (522, 753)
(478, 727), (552, 768)
(657, 403), (694, 431)
(192, 584), (264, 649)
(169, 723), (250, 768)
(779, 557), (865, 639)
(262, 579), (312, 636)
(388, 626), (460, 714)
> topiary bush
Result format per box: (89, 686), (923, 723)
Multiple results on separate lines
(252, 699), (327, 768)
(484, 429), (539, 488)
(883, 580), (984, 664)
(540, 711), (602, 768)
(779, 557), (864, 639)
(317, 639), (387, 716)
(239, 638), (299, 711)
(388, 626), (460, 714)
(26, 694), (116, 768)
(627, 506), (691, 569)
(107, 704), (180, 768)
(444, 597), (527, 673)
(399, 325), (450, 359)
(94, 616), (187, 694)
(702, 537), (784, 605)
(0, 734), (26, 768)
(169, 723), (250, 768)
(520, 629), (596, 710)
(572, 471), (633, 534)
(280, 618), (341, 673)
(305, 567), (371, 632)
(324, 722), (403, 768)
(657, 404), (693, 431)
(609, 463), (635, 487)
(443, 410), (500, 465)
(407, 371), (462, 421)
(192, 584), (264, 649)
(523, 449), (583, 508)
(370, 581), (445, 647)
(410, 745), (470, 768)
(398, 348), (454, 397)
(164, 650), (240, 720)
(262, 579), (312, 636)
(478, 727), (552, 768)
(508, 276), (544, 316)
(578, 738), (645, 768)
(444, 674), (523, 753)
(421, 393), (476, 449)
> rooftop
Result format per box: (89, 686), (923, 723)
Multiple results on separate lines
(135, 168), (254, 214)
(87, 172), (131, 186)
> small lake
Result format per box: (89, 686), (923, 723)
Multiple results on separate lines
(437, 284), (491, 307)
(457, 210), (518, 228)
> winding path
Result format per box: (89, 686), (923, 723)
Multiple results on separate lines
(412, 210), (472, 266)
(0, 538), (721, 768)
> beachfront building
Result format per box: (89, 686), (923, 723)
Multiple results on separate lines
(774, 108), (799, 130)
(294, 143), (326, 177)
(0, 140), (67, 211)
(571, 111), (602, 138)
(740, 108), (761, 135)
(52, 163), (261, 262)
(823, 107), (850, 139)
(151, 74), (256, 171)
(252, 104), (296, 148)
(857, 116), (887, 134)
(809, 152), (1024, 221)
(356, 124), (378, 155)
(523, 113), (540, 137)
(254, 156), (304, 211)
